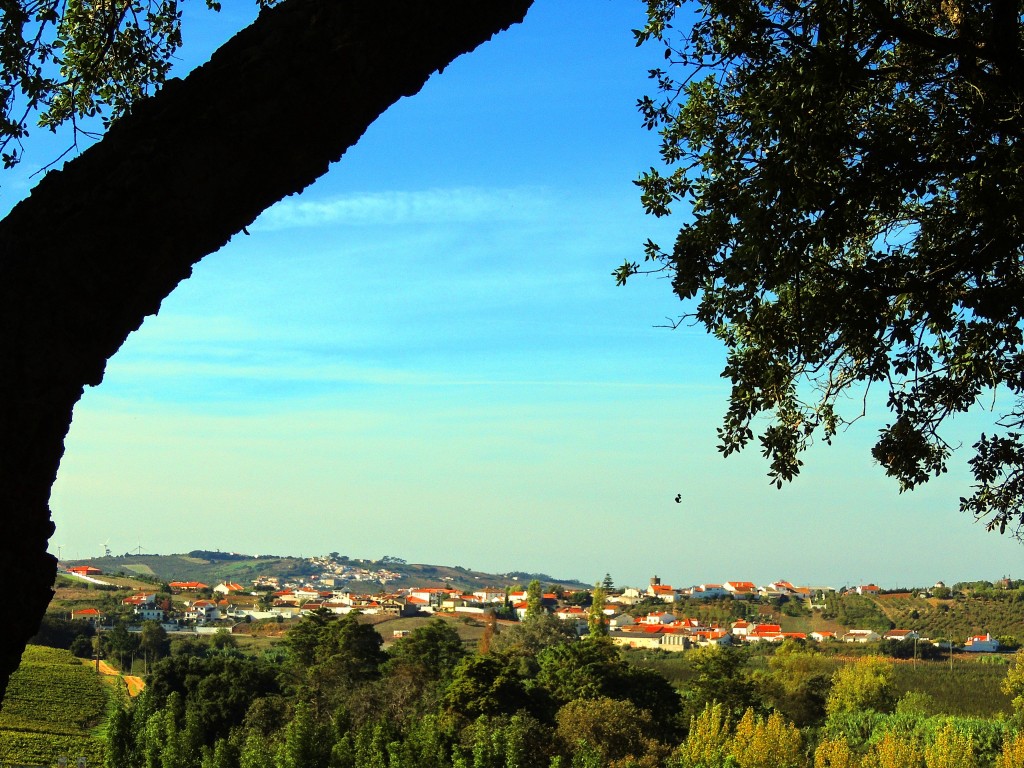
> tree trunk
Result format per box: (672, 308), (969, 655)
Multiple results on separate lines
(0, 0), (532, 701)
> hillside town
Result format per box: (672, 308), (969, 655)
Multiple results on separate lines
(62, 564), (1010, 654)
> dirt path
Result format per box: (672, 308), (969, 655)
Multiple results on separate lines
(93, 659), (147, 697)
(123, 675), (146, 696)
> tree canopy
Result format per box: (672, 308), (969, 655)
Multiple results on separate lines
(622, 0), (1024, 537)
(0, 0), (280, 177)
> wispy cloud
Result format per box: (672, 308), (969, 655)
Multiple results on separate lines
(256, 187), (552, 231)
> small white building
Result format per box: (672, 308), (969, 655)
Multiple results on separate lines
(963, 633), (1000, 652)
(842, 629), (881, 643)
(883, 629), (920, 641)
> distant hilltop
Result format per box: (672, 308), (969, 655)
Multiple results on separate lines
(61, 550), (591, 594)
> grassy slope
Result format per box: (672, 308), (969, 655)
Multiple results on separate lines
(0, 646), (113, 765)
(870, 593), (1024, 641)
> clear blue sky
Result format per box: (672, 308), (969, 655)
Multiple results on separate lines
(36, 2), (1022, 590)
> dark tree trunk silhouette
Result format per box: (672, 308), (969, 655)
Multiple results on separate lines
(0, 0), (532, 700)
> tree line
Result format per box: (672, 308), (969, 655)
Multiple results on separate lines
(102, 609), (1024, 768)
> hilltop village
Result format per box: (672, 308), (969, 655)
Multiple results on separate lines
(61, 558), (1015, 653)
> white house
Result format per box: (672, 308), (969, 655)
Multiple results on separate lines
(842, 629), (881, 643)
(184, 600), (220, 623)
(637, 611), (678, 625)
(724, 581), (757, 599)
(690, 584), (728, 599)
(731, 619), (752, 637)
(136, 607), (166, 622)
(883, 629), (920, 641)
(963, 633), (1000, 652)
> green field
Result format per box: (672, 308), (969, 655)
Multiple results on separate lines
(0, 646), (110, 766)
(625, 648), (1015, 719)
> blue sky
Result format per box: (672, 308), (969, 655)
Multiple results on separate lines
(36, 2), (1022, 589)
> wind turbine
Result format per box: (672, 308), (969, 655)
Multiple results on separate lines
(99, 540), (111, 559)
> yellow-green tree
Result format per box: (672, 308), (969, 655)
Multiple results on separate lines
(924, 723), (976, 768)
(860, 732), (924, 768)
(729, 708), (805, 768)
(669, 702), (732, 768)
(996, 731), (1024, 768)
(826, 657), (896, 716)
(1002, 649), (1024, 721)
(814, 738), (859, 768)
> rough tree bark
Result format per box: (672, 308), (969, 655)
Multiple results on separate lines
(0, 0), (532, 701)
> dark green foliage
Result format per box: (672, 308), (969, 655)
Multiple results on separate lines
(627, 0), (1024, 537)
(284, 610), (386, 683)
(28, 615), (94, 650)
(754, 643), (833, 726)
(143, 651), (282, 749)
(455, 713), (555, 768)
(442, 653), (534, 722)
(491, 613), (578, 657)
(98, 625), (1024, 768)
(69, 635), (93, 659)
(681, 645), (760, 722)
(139, 620), (170, 670)
(536, 639), (682, 736)
(881, 638), (942, 660)
(102, 620), (140, 670)
(387, 618), (468, 682)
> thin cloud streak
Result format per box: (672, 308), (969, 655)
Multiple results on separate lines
(256, 187), (553, 231)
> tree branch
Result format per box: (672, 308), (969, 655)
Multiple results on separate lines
(0, 0), (532, 702)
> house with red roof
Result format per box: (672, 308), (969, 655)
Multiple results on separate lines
(746, 623), (784, 643)
(647, 583), (677, 602)
(695, 630), (733, 647)
(731, 619), (751, 637)
(72, 607), (102, 625)
(964, 633), (1000, 652)
(122, 593), (155, 607)
(67, 566), (102, 577)
(169, 581), (209, 593)
(724, 581), (757, 599)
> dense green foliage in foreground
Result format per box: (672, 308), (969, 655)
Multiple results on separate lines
(0, 645), (111, 765)
(98, 612), (1024, 768)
